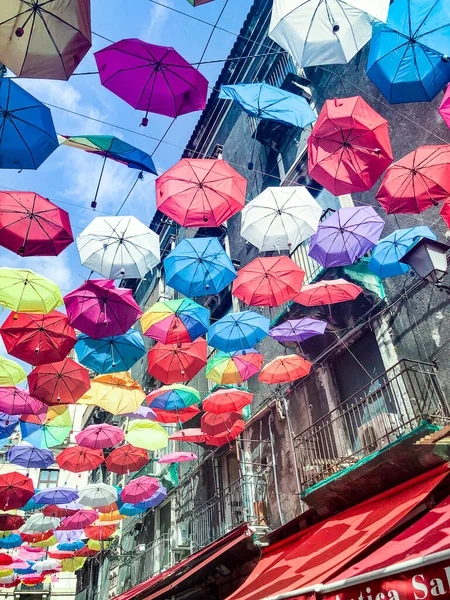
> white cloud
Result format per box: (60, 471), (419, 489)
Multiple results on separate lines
(19, 79), (82, 112)
(143, 0), (174, 43)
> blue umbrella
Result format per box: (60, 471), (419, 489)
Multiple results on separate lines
(22, 490), (45, 512)
(219, 83), (316, 128)
(75, 329), (146, 374)
(0, 533), (22, 549)
(119, 503), (146, 517)
(58, 541), (86, 552)
(208, 311), (270, 352)
(0, 78), (58, 169)
(6, 445), (55, 470)
(135, 486), (167, 510)
(33, 487), (79, 506)
(369, 226), (438, 278)
(0, 413), (19, 437)
(367, 0), (450, 103)
(164, 237), (237, 297)
(14, 565), (35, 575)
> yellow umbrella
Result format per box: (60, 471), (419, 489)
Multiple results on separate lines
(0, 356), (26, 386)
(31, 535), (57, 549)
(79, 372), (145, 415)
(0, 268), (63, 314)
(126, 420), (169, 451)
(87, 538), (111, 551)
(0, 570), (13, 578)
(0, 531), (12, 539)
(60, 557), (86, 573)
(98, 511), (126, 524)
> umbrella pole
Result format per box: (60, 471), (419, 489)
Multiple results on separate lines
(91, 156), (107, 210)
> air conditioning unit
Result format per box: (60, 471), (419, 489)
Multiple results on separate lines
(357, 412), (402, 454)
(171, 522), (190, 549)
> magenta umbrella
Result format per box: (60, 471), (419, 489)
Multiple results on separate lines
(121, 476), (159, 504)
(64, 280), (142, 339)
(0, 387), (44, 415)
(94, 39), (208, 126)
(76, 424), (124, 450)
(158, 452), (198, 464)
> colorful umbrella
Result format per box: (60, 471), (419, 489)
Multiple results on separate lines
(76, 216), (160, 279)
(439, 86), (450, 128)
(33, 488), (78, 506)
(105, 445), (148, 475)
(121, 476), (159, 504)
(0, 0), (91, 79)
(94, 39), (208, 124)
(309, 207), (385, 268)
(259, 355), (312, 384)
(78, 372), (145, 416)
(146, 384), (200, 410)
(203, 388), (253, 414)
(0, 515), (24, 531)
(0, 386), (39, 415)
(125, 420), (169, 451)
(169, 428), (205, 443)
(0, 310), (77, 366)
(64, 279), (142, 339)
(0, 269), (62, 314)
(75, 330), (146, 375)
(20, 405), (72, 449)
(208, 312), (270, 352)
(56, 446), (104, 473)
(0, 358), (26, 386)
(240, 186), (322, 252)
(78, 484), (117, 509)
(76, 424), (124, 450)
(206, 349), (263, 385)
(60, 557), (86, 573)
(148, 338), (207, 384)
(295, 279), (363, 306)
(308, 96), (393, 196)
(0, 78), (58, 169)
(369, 227), (438, 279)
(201, 412), (243, 438)
(20, 515), (59, 534)
(141, 298), (209, 344)
(269, 318), (327, 344)
(156, 158), (246, 227)
(7, 445), (54, 469)
(232, 256), (305, 307)
(164, 237), (236, 298)
(22, 492), (45, 512)
(28, 358), (90, 405)
(367, 0), (450, 103)
(0, 472), (34, 510)
(376, 146), (450, 214)
(158, 452), (197, 464)
(59, 510), (98, 531)
(153, 406), (201, 423)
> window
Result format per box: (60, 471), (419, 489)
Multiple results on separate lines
(38, 469), (58, 489)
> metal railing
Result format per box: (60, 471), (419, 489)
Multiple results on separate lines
(127, 534), (174, 588)
(294, 359), (449, 490)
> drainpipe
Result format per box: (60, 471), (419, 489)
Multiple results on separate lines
(282, 397), (303, 511)
(268, 413), (284, 525)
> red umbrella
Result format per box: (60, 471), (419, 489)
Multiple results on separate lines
(0, 387), (44, 416)
(0, 554), (12, 567)
(59, 510), (98, 531)
(43, 505), (79, 519)
(201, 412), (242, 438)
(20, 531), (54, 544)
(0, 311), (77, 366)
(121, 476), (160, 504)
(56, 446), (104, 473)
(258, 355), (312, 384)
(49, 550), (75, 560)
(105, 445), (148, 475)
(168, 428), (205, 443)
(0, 192), (73, 257)
(295, 279), (362, 306)
(75, 546), (98, 558)
(156, 158), (247, 227)
(0, 514), (24, 531)
(232, 257), (305, 307)
(27, 358), (90, 405)
(84, 524), (116, 541)
(0, 472), (34, 510)
(441, 200), (450, 228)
(376, 146), (450, 214)
(21, 575), (45, 585)
(308, 96), (393, 196)
(202, 389), (253, 414)
(76, 424), (124, 450)
(205, 420), (245, 447)
(153, 406), (200, 423)
(148, 338), (207, 384)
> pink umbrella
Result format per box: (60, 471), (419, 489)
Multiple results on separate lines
(64, 280), (142, 339)
(18, 546), (45, 561)
(58, 510), (98, 531)
(0, 387), (44, 415)
(121, 476), (159, 504)
(76, 424), (124, 450)
(158, 452), (198, 464)
(439, 86), (450, 128)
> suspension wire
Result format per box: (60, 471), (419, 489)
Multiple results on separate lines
(115, 172), (144, 215)
(194, 0), (231, 68)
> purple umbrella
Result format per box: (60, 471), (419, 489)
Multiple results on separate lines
(94, 40), (208, 126)
(6, 445), (54, 469)
(308, 207), (385, 268)
(54, 530), (84, 543)
(136, 485), (167, 510)
(33, 488), (79, 506)
(269, 318), (327, 344)
(123, 406), (156, 421)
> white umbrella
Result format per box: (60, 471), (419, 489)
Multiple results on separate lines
(78, 483), (117, 508)
(32, 559), (61, 573)
(240, 186), (322, 251)
(269, 0), (389, 68)
(76, 216), (161, 279)
(19, 514), (59, 534)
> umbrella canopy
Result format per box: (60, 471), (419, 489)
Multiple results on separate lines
(58, 541), (85, 553)
(269, 318), (327, 344)
(84, 524), (116, 541)
(59, 510), (98, 531)
(74, 546), (97, 558)
(0, 78), (58, 169)
(75, 330), (146, 375)
(0, 515), (24, 531)
(0, 412), (19, 436)
(201, 412), (243, 438)
(125, 420), (169, 451)
(60, 557), (86, 573)
(0, 192), (73, 257)
(123, 406), (156, 421)
(121, 476), (159, 504)
(0, 310), (77, 366)
(203, 388), (253, 414)
(208, 312), (270, 352)
(64, 279), (142, 339)
(164, 237), (236, 298)
(43, 505), (78, 518)
(79, 372), (145, 416)
(76, 424), (124, 450)
(206, 349), (263, 385)
(148, 338), (207, 384)
(54, 530), (84, 544)
(146, 384), (200, 411)
(33, 488), (78, 506)
(0, 472), (34, 510)
(440, 200), (450, 228)
(153, 406), (200, 424)
(0, 0), (91, 79)
(156, 158), (246, 228)
(158, 452), (197, 464)
(32, 558), (60, 573)
(309, 207), (385, 268)
(308, 96), (393, 196)
(259, 355), (312, 384)
(240, 186), (322, 252)
(76, 216), (160, 279)
(141, 299), (209, 344)
(0, 358), (26, 386)
(439, 86), (450, 128)
(295, 279), (363, 306)
(376, 146), (450, 214)
(367, 0), (450, 103)
(105, 445), (148, 475)
(169, 428), (206, 443)
(232, 256), (305, 307)
(0, 534), (22, 549)
(56, 446), (104, 473)
(20, 405), (72, 449)
(94, 39), (208, 123)
(369, 227), (438, 278)
(28, 358), (90, 405)
(78, 484), (117, 509)
(7, 445), (54, 469)
(20, 515), (59, 534)
(0, 269), (62, 314)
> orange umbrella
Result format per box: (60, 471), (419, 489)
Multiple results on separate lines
(202, 388), (253, 414)
(153, 406), (200, 423)
(294, 279), (362, 306)
(205, 420), (245, 446)
(201, 412), (242, 438)
(84, 524), (116, 541)
(169, 428), (205, 443)
(258, 355), (312, 384)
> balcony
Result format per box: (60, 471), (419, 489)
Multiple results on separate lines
(127, 534), (174, 589)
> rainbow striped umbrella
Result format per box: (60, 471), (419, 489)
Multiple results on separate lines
(141, 298), (209, 344)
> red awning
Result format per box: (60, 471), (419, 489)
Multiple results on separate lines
(226, 465), (449, 600)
